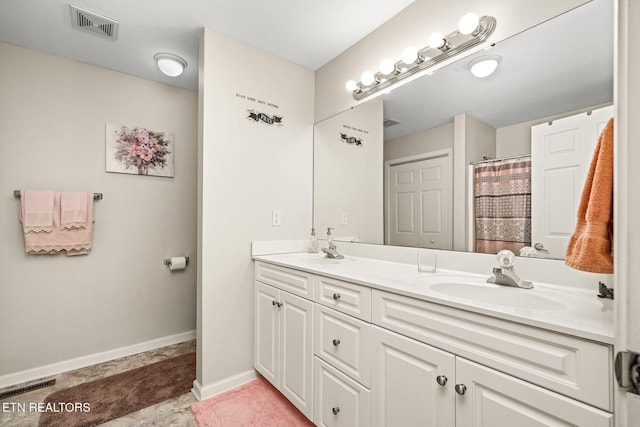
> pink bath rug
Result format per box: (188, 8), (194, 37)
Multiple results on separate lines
(191, 377), (314, 427)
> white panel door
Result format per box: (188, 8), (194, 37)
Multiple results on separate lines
(280, 290), (314, 419)
(254, 281), (279, 386)
(531, 105), (613, 258)
(455, 357), (613, 427)
(388, 155), (451, 249)
(371, 326), (455, 427)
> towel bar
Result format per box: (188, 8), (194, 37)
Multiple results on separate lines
(14, 190), (103, 200)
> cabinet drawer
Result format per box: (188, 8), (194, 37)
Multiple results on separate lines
(314, 275), (371, 321)
(255, 261), (313, 299)
(314, 357), (370, 427)
(372, 290), (612, 411)
(315, 305), (371, 387)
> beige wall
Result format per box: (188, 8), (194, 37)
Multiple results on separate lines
(384, 122), (454, 162)
(197, 29), (314, 398)
(314, 0), (588, 122)
(0, 42), (198, 379)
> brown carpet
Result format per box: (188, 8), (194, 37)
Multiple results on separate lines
(38, 352), (195, 427)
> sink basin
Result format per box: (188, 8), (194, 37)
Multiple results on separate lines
(429, 282), (566, 310)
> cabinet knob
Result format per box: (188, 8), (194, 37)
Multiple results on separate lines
(332, 406), (340, 415)
(436, 375), (448, 386)
(455, 384), (467, 395)
(332, 293), (341, 300)
(272, 300), (282, 308)
(332, 339), (341, 347)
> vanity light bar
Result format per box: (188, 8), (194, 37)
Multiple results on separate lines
(348, 14), (497, 101)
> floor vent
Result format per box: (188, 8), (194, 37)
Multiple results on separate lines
(70, 5), (119, 40)
(0, 378), (56, 400)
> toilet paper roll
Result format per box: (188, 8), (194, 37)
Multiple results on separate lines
(168, 256), (187, 271)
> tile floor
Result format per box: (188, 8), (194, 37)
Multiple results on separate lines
(0, 340), (198, 426)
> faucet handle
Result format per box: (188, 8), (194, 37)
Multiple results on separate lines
(496, 250), (515, 268)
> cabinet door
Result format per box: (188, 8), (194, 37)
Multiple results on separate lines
(371, 326), (455, 427)
(254, 281), (279, 386)
(455, 358), (613, 427)
(314, 357), (371, 427)
(280, 290), (314, 420)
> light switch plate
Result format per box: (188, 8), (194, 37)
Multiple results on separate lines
(272, 210), (281, 226)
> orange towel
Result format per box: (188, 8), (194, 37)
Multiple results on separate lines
(565, 118), (614, 273)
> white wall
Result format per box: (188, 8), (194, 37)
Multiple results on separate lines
(197, 29), (314, 398)
(0, 42), (198, 380)
(314, 99), (384, 244)
(314, 0), (589, 122)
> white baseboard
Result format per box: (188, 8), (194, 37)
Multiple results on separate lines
(0, 330), (196, 389)
(191, 369), (257, 401)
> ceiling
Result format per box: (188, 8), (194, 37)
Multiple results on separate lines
(382, 0), (613, 141)
(0, 0), (414, 91)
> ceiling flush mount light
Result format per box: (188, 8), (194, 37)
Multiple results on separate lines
(345, 13), (496, 101)
(470, 55), (501, 78)
(154, 53), (187, 77)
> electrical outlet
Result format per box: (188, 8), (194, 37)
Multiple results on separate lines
(341, 211), (348, 225)
(272, 210), (281, 226)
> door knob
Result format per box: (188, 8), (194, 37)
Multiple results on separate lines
(332, 406), (340, 415)
(534, 242), (549, 252)
(436, 375), (448, 386)
(455, 384), (467, 395)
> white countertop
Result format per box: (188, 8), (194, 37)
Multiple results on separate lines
(253, 252), (615, 344)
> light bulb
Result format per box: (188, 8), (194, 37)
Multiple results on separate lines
(428, 32), (446, 49)
(379, 58), (396, 75)
(345, 80), (358, 92)
(361, 70), (376, 86)
(470, 56), (500, 78)
(458, 12), (480, 35)
(401, 46), (418, 65)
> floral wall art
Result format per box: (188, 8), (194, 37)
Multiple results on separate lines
(106, 123), (174, 177)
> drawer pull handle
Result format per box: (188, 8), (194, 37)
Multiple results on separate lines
(332, 293), (341, 300)
(272, 300), (282, 308)
(332, 339), (341, 346)
(455, 384), (467, 395)
(332, 406), (340, 415)
(436, 375), (448, 386)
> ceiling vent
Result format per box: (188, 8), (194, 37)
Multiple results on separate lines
(383, 118), (402, 127)
(70, 5), (119, 40)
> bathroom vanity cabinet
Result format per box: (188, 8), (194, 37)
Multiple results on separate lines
(254, 259), (614, 426)
(254, 263), (314, 419)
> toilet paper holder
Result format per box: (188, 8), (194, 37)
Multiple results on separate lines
(164, 257), (189, 268)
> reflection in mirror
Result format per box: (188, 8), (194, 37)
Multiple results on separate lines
(313, 0), (613, 260)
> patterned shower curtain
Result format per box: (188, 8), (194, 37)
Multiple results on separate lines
(474, 156), (531, 254)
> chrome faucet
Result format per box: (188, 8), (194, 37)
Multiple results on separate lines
(322, 227), (344, 259)
(487, 250), (533, 289)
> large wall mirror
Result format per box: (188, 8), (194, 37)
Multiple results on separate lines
(313, 0), (613, 260)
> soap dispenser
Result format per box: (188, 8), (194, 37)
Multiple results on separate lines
(309, 227), (319, 253)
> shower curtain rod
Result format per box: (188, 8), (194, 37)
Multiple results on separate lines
(471, 153), (531, 166)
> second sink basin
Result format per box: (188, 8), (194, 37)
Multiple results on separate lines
(428, 282), (566, 310)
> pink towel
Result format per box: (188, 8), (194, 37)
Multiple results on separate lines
(19, 190), (55, 233)
(22, 192), (94, 255)
(60, 191), (91, 229)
